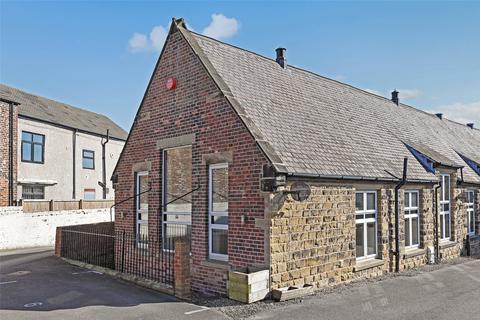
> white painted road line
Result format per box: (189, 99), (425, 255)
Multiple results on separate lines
(23, 302), (43, 308)
(184, 306), (210, 315)
(0, 280), (17, 285)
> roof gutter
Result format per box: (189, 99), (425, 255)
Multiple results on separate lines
(283, 171), (437, 184)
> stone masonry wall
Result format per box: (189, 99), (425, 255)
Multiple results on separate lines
(269, 177), (476, 290)
(0, 101), (18, 206)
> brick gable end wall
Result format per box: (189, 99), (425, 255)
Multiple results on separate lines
(113, 27), (269, 295)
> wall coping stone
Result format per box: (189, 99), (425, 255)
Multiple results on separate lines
(353, 259), (384, 272)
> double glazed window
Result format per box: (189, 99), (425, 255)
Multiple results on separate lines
(209, 163), (229, 261)
(82, 150), (95, 169)
(136, 172), (149, 243)
(162, 146), (192, 249)
(21, 131), (44, 163)
(84, 189), (96, 200)
(467, 190), (475, 235)
(355, 191), (377, 260)
(439, 174), (451, 240)
(22, 185), (45, 199)
(404, 191), (420, 248)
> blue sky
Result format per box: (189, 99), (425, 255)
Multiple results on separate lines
(1, 1), (479, 130)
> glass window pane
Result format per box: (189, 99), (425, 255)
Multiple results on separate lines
(84, 190), (95, 200)
(138, 224), (148, 243)
(83, 158), (94, 169)
(469, 212), (475, 233)
(212, 166), (228, 212)
(405, 218), (410, 247)
(138, 175), (149, 210)
(444, 176), (450, 201)
(211, 229), (228, 255)
(367, 193), (375, 210)
(445, 214), (450, 238)
(356, 223), (364, 257)
(411, 192), (418, 207)
(367, 222), (376, 255)
(165, 146), (192, 212)
(355, 193), (363, 211)
(404, 192), (410, 208)
(22, 142), (31, 161)
(33, 144), (43, 162)
(22, 132), (32, 141)
(440, 215), (445, 238)
(211, 216), (228, 225)
(32, 134), (43, 143)
(412, 217), (419, 246)
(442, 203), (450, 212)
(164, 214), (191, 223)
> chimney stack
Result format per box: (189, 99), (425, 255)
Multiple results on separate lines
(275, 48), (287, 69)
(467, 123), (474, 129)
(435, 113), (443, 120)
(391, 90), (399, 105)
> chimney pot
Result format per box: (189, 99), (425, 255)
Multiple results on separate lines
(275, 48), (287, 69)
(467, 123), (474, 129)
(391, 90), (399, 105)
(435, 113), (443, 120)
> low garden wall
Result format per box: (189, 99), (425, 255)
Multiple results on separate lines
(0, 206), (113, 250)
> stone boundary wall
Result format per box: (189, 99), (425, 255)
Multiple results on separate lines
(0, 206), (113, 250)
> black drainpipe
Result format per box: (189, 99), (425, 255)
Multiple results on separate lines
(433, 184), (441, 263)
(394, 157), (408, 272)
(72, 129), (77, 199)
(8, 102), (14, 206)
(101, 129), (110, 200)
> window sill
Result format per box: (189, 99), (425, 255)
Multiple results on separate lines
(354, 259), (384, 272)
(201, 259), (230, 270)
(439, 240), (457, 250)
(404, 248), (425, 259)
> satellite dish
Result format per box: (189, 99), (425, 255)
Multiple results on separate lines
(290, 182), (311, 201)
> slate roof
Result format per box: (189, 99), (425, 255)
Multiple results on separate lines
(174, 21), (480, 184)
(0, 84), (128, 140)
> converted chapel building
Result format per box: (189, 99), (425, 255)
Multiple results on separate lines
(113, 18), (480, 296)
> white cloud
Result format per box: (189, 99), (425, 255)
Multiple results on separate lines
(202, 14), (239, 40)
(431, 101), (480, 126)
(397, 89), (421, 100)
(128, 23), (169, 53)
(150, 25), (168, 52)
(364, 88), (382, 96)
(128, 33), (149, 52)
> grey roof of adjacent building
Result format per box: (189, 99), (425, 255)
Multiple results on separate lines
(0, 84), (128, 140)
(176, 21), (480, 184)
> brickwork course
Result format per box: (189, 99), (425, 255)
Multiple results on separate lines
(113, 18), (480, 296)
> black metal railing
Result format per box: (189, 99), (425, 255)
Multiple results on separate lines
(61, 223), (191, 287)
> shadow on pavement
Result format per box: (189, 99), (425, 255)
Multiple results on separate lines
(0, 252), (178, 312)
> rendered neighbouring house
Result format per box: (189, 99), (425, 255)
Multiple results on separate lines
(0, 84), (127, 204)
(112, 18), (480, 296)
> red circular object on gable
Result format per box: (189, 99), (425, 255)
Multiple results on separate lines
(166, 77), (177, 90)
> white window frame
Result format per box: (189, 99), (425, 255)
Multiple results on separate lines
(162, 146), (192, 250)
(404, 190), (420, 249)
(439, 174), (451, 240)
(355, 191), (377, 261)
(208, 163), (228, 261)
(466, 190), (475, 236)
(136, 171), (149, 245)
